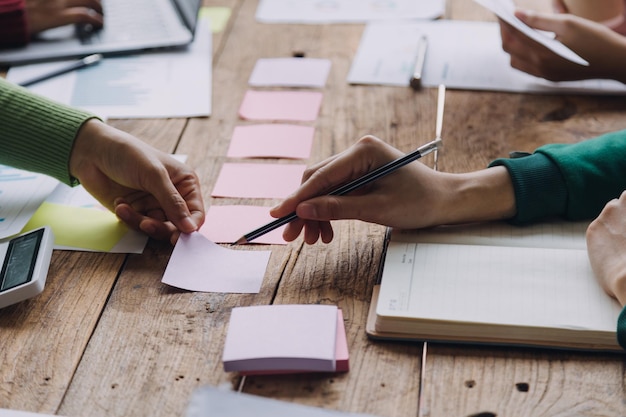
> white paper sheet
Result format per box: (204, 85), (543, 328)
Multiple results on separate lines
(7, 16), (212, 119)
(347, 20), (626, 94)
(0, 165), (58, 239)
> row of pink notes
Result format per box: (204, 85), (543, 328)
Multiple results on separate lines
(211, 163), (306, 199)
(227, 124), (314, 159)
(200, 205), (287, 245)
(162, 232), (271, 293)
(248, 58), (331, 88)
(222, 304), (349, 375)
(239, 90), (322, 121)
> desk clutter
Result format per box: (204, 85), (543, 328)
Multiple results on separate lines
(161, 56), (331, 292)
(2, 0), (626, 416)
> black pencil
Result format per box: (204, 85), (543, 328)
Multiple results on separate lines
(232, 137), (442, 245)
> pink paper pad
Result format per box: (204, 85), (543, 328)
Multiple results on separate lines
(211, 163), (306, 199)
(239, 309), (350, 375)
(223, 304), (349, 374)
(239, 90), (323, 121)
(227, 124), (315, 159)
(200, 205), (287, 245)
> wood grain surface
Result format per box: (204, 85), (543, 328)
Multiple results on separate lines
(1, 1), (625, 416)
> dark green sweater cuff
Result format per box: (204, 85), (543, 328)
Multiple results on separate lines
(488, 153), (568, 224)
(618, 306), (626, 350)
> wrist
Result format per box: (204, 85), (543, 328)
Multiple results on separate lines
(439, 167), (516, 225)
(69, 118), (111, 182)
(611, 269), (626, 307)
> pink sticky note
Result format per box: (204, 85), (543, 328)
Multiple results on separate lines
(162, 232), (271, 293)
(248, 58), (331, 88)
(227, 124), (315, 159)
(239, 90), (323, 121)
(211, 163), (306, 199)
(335, 309), (350, 372)
(241, 308), (350, 375)
(223, 304), (338, 373)
(200, 205), (287, 245)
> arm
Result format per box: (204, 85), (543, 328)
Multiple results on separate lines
(0, 0), (28, 48)
(499, 9), (626, 83)
(491, 129), (626, 222)
(0, 0), (103, 49)
(0, 78), (205, 243)
(271, 136), (516, 244)
(272, 130), (626, 242)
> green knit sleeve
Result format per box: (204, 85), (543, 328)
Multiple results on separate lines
(0, 78), (97, 185)
(489, 130), (626, 223)
(618, 306), (626, 350)
(536, 130), (626, 220)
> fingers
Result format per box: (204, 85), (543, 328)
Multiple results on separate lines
(552, 0), (568, 14)
(514, 9), (569, 36)
(134, 173), (205, 235)
(115, 203), (177, 241)
(66, 0), (103, 15)
(272, 136), (400, 218)
(26, 0), (104, 33)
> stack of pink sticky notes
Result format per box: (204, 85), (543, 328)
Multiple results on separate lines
(222, 304), (349, 375)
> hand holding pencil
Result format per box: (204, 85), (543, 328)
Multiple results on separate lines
(267, 135), (447, 244)
(238, 85), (447, 245)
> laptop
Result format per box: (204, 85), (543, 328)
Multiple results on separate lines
(0, 0), (202, 66)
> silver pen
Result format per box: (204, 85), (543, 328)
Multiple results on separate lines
(410, 36), (428, 90)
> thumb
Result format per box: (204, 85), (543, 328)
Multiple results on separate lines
(515, 9), (566, 34)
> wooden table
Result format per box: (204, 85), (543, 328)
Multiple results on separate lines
(2, 1), (625, 416)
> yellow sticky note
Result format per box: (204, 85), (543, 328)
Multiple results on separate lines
(200, 7), (231, 33)
(22, 202), (129, 252)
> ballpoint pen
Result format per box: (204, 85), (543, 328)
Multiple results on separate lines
(410, 35), (428, 90)
(19, 54), (103, 87)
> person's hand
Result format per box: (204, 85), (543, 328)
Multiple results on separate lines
(25, 0), (103, 34)
(499, 9), (626, 83)
(586, 190), (626, 307)
(69, 119), (205, 244)
(270, 136), (516, 244)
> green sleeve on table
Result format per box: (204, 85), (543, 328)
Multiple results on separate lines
(489, 152), (568, 224)
(0, 78), (98, 185)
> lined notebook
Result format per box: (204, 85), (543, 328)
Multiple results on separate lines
(367, 221), (624, 352)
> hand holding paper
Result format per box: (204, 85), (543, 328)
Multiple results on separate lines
(499, 7), (626, 83)
(474, 0), (588, 66)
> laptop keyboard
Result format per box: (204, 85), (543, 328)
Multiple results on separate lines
(78, 0), (175, 45)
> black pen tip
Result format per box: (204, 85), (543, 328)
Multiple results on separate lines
(231, 237), (248, 246)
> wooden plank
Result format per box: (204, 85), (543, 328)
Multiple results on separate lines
(0, 251), (125, 412)
(420, 345), (626, 417)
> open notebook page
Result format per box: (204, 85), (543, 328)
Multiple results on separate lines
(376, 221), (623, 348)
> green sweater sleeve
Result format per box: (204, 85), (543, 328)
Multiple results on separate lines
(489, 130), (626, 351)
(0, 77), (97, 185)
(489, 130), (626, 223)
